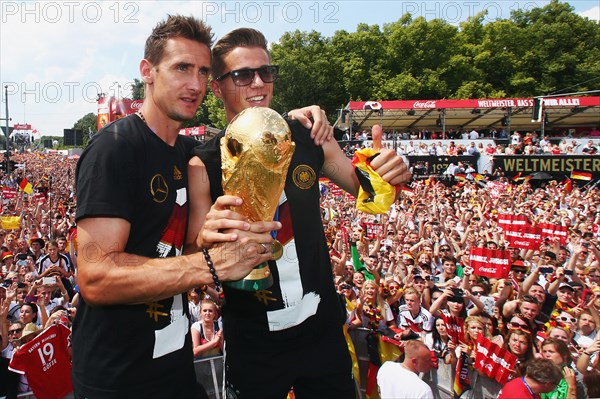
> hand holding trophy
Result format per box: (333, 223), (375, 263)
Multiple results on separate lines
(221, 107), (295, 291)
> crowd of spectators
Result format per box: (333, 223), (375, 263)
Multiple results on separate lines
(321, 165), (600, 397)
(0, 140), (599, 397)
(343, 132), (599, 159)
(0, 152), (77, 396)
(345, 126), (600, 142)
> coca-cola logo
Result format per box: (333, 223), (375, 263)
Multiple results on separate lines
(413, 101), (436, 109)
(130, 101), (143, 110)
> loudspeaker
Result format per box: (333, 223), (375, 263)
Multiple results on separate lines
(531, 98), (543, 122)
(64, 129), (84, 146)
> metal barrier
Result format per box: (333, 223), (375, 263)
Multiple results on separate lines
(348, 328), (503, 399)
(194, 355), (225, 399)
(8, 334), (569, 399)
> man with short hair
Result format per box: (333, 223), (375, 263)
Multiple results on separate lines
(498, 358), (563, 399)
(436, 256), (458, 287)
(377, 340), (434, 399)
(188, 27), (410, 398)
(574, 310), (598, 349)
(72, 16), (278, 398)
(395, 288), (434, 340)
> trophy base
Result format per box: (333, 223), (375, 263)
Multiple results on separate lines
(224, 262), (273, 291)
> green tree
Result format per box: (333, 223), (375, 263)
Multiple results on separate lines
(507, 0), (600, 96)
(131, 78), (144, 100)
(271, 30), (344, 120)
(73, 112), (97, 147)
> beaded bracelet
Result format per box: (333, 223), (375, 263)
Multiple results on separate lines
(202, 247), (221, 291)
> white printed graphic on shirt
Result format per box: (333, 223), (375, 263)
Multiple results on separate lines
(152, 187), (189, 358)
(266, 192), (320, 331)
(153, 294), (189, 358)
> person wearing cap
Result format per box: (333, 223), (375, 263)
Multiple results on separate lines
(1, 253), (14, 273)
(28, 238), (45, 262)
(15, 322), (40, 346)
(1, 318), (25, 396)
(7, 322), (40, 394)
(510, 260), (529, 286)
(556, 282), (576, 309)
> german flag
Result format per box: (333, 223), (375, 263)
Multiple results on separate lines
(571, 171), (592, 181)
(562, 178), (573, 193)
(454, 352), (472, 398)
(455, 174), (468, 182)
(511, 172), (522, 182)
(473, 173), (485, 182)
(401, 185), (414, 196)
(17, 178), (33, 194)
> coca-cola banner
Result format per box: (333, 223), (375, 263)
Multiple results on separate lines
(497, 214), (529, 229)
(469, 247), (511, 279)
(2, 187), (17, 199)
(349, 97), (600, 111)
(538, 223), (568, 245)
(441, 313), (465, 344)
(474, 334), (517, 385)
(504, 224), (542, 250)
(365, 223), (383, 240)
(485, 181), (508, 199)
(179, 126), (205, 136)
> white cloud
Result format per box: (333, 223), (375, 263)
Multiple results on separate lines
(579, 6), (600, 22)
(2, 1), (597, 137)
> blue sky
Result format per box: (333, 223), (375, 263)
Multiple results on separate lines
(1, 1), (598, 137)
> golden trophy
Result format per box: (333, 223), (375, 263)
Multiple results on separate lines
(221, 107), (295, 291)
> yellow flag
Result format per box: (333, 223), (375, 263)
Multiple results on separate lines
(1, 216), (21, 230)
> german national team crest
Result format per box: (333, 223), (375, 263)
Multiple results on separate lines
(292, 165), (316, 190)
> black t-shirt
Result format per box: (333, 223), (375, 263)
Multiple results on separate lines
(192, 120), (345, 347)
(73, 114), (199, 398)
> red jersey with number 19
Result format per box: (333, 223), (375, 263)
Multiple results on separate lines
(9, 323), (73, 399)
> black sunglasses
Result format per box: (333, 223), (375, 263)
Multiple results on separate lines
(215, 65), (279, 86)
(510, 321), (529, 330)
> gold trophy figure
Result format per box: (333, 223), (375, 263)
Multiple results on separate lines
(221, 107), (295, 291)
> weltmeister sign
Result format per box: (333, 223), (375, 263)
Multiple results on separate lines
(493, 155), (600, 179)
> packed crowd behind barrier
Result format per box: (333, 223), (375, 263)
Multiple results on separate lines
(0, 152), (78, 397)
(323, 144), (600, 398)
(342, 127), (600, 159)
(1, 145), (600, 398)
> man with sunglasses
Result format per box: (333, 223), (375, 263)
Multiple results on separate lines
(73, 16), (280, 398)
(188, 28), (410, 398)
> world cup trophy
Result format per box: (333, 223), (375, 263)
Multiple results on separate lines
(221, 107), (295, 291)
